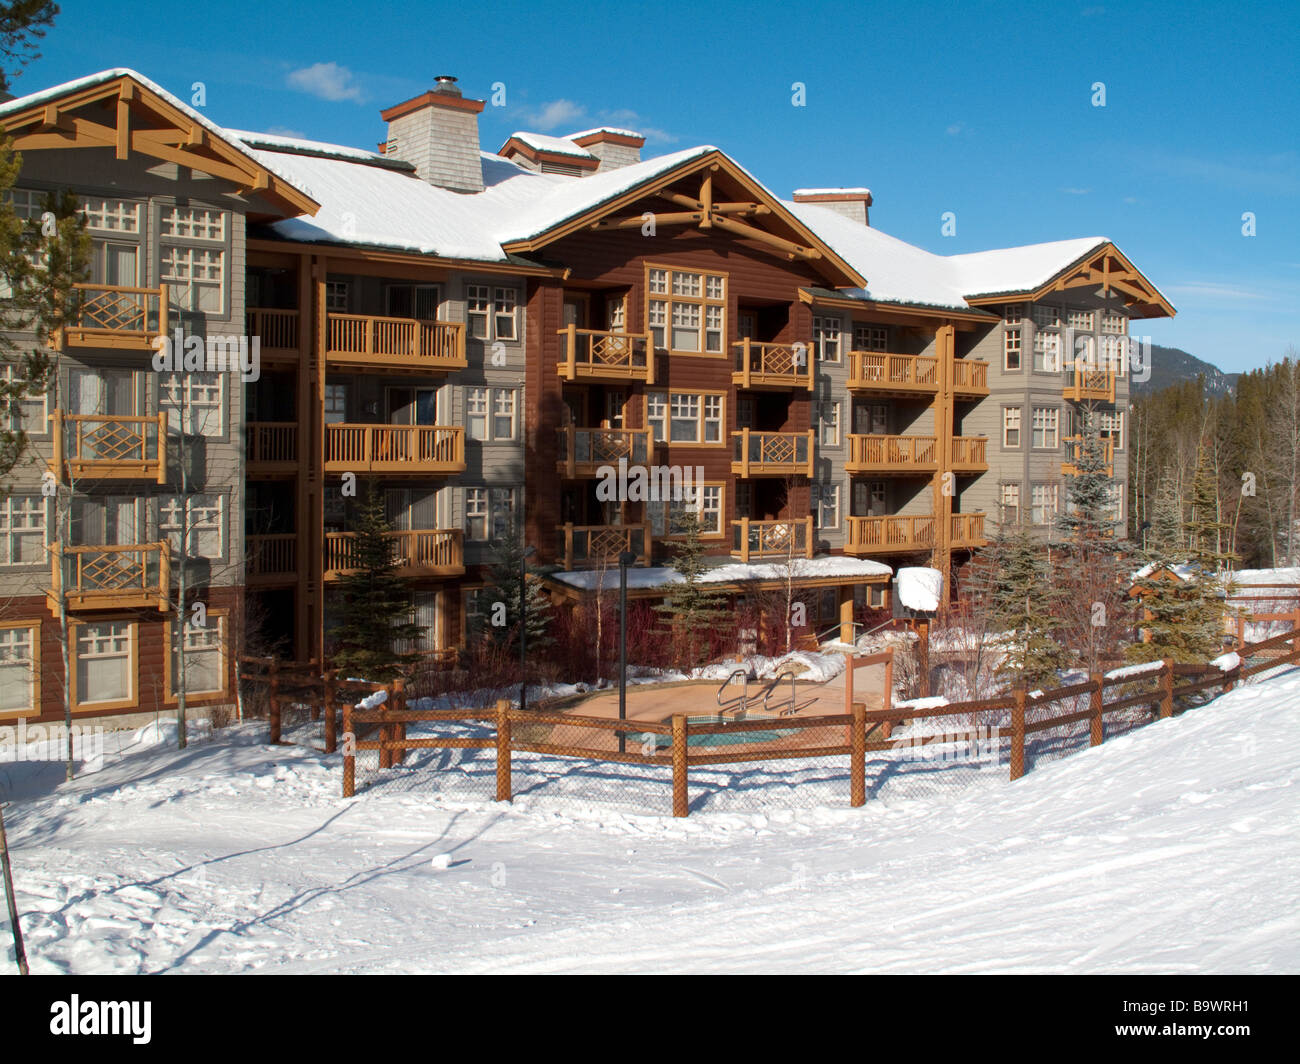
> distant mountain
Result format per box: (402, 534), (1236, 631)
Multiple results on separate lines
(1132, 344), (1239, 397)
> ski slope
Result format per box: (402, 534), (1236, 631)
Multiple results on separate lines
(2, 669), (1298, 974)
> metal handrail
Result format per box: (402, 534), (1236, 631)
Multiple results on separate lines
(762, 668), (798, 716)
(717, 667), (749, 714)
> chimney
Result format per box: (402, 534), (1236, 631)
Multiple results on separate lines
(380, 75), (485, 193)
(568, 128), (645, 172)
(792, 188), (872, 226)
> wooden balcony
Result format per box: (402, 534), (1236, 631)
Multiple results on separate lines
(845, 515), (936, 555)
(847, 351), (938, 394)
(325, 313), (467, 372)
(1061, 436), (1115, 476)
(731, 429), (814, 477)
(731, 339), (813, 391)
(246, 533), (298, 586)
(556, 426), (654, 479)
(951, 359), (990, 397)
(50, 410), (166, 483)
(59, 284), (167, 351)
(730, 517), (813, 563)
(246, 422), (298, 474)
(556, 327), (655, 384)
(324, 424), (465, 475)
(845, 434), (937, 475)
(47, 541), (169, 615)
(555, 523), (651, 571)
(246, 308), (299, 361)
(950, 512), (987, 549)
(1064, 365), (1116, 402)
(324, 529), (464, 581)
(950, 436), (989, 473)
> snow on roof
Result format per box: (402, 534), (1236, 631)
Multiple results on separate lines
(946, 237), (1109, 298)
(895, 567), (943, 612)
(230, 129), (406, 168)
(552, 556), (892, 592)
(567, 127), (644, 141)
(793, 187), (872, 196)
(505, 131), (595, 159)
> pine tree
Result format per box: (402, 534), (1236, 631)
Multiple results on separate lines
(477, 519), (551, 651)
(1148, 477), (1183, 556)
(330, 488), (426, 681)
(987, 517), (1066, 687)
(655, 507), (726, 667)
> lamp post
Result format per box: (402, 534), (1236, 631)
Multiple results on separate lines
(617, 549), (637, 753)
(520, 543), (536, 712)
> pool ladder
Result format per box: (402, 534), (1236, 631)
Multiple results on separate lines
(717, 667), (749, 717)
(762, 667), (799, 716)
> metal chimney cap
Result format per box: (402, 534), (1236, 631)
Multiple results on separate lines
(433, 75), (461, 95)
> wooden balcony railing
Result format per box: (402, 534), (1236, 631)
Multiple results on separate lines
(950, 436), (989, 471)
(556, 327), (655, 384)
(1061, 436), (1115, 476)
(246, 533), (298, 585)
(325, 313), (467, 371)
(951, 359), (990, 396)
(50, 410), (166, 483)
(324, 529), (464, 580)
(245, 422), (298, 471)
(730, 517), (814, 563)
(47, 541), (169, 614)
(950, 513), (987, 548)
(1064, 364), (1116, 402)
(59, 283), (167, 350)
(324, 424), (465, 475)
(555, 523), (651, 571)
(847, 351), (938, 393)
(731, 339), (813, 391)
(246, 308), (299, 357)
(731, 429), (814, 477)
(845, 515), (937, 555)
(556, 426), (654, 478)
(845, 434), (938, 474)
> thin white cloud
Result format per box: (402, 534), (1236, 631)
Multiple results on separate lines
(946, 122), (963, 136)
(287, 62), (365, 103)
(1061, 187), (1091, 195)
(265, 125), (307, 139)
(528, 99), (586, 131)
(1166, 281), (1269, 303)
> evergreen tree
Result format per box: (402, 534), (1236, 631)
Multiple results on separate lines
(1148, 477), (1183, 556)
(477, 519), (551, 651)
(330, 488), (426, 681)
(0, 2), (59, 94)
(986, 517), (1066, 687)
(655, 506), (726, 667)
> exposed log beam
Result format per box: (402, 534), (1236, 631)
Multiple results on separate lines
(115, 97), (130, 160)
(700, 170), (713, 229)
(709, 214), (821, 259)
(591, 210), (702, 231)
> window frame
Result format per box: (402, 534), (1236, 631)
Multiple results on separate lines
(645, 389), (726, 446)
(647, 481), (725, 540)
(164, 610), (229, 703)
(644, 263), (727, 358)
(1004, 325), (1022, 371)
(1031, 406), (1060, 450)
(0, 619), (40, 719)
(1003, 406), (1022, 449)
(69, 619), (137, 713)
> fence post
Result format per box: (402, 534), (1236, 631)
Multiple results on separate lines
(1010, 686), (1026, 781)
(672, 714), (688, 817)
(882, 650), (895, 740)
(1159, 660), (1174, 719)
(323, 669), (337, 754)
(495, 699), (512, 803)
(378, 683), (393, 770)
(342, 698), (355, 798)
(1089, 672), (1104, 747)
(850, 701), (866, 808)
(268, 658), (281, 745)
(392, 677), (407, 768)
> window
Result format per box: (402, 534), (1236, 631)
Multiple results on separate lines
(1101, 312), (1128, 335)
(1069, 332), (1097, 371)
(1004, 326), (1022, 371)
(815, 400), (841, 447)
(161, 244), (225, 315)
(812, 483), (841, 529)
(0, 623), (38, 715)
(493, 287), (518, 340)
(82, 197), (140, 233)
(648, 483), (723, 536)
(0, 364), (47, 434)
(1033, 328), (1061, 372)
(324, 384), (347, 424)
(1101, 334), (1129, 376)
(325, 281), (350, 312)
(170, 614), (226, 698)
(73, 622), (133, 708)
(1100, 410), (1125, 450)
(813, 317), (842, 363)
(161, 206), (225, 241)
(1031, 483), (1060, 526)
(466, 387), (516, 442)
(735, 397), (754, 429)
(1032, 304), (1061, 329)
(466, 387), (488, 441)
(1067, 308), (1095, 331)
(1000, 483), (1020, 526)
(161, 372), (223, 436)
(466, 285), (517, 341)
(159, 494), (225, 559)
(492, 389), (516, 439)
(853, 323), (888, 352)
(1004, 304), (1025, 322)
(1003, 407), (1022, 448)
(0, 495), (44, 565)
(1031, 407), (1059, 449)
(646, 267), (726, 354)
(734, 481), (752, 519)
(646, 391), (723, 444)
(385, 283), (439, 320)
(465, 487), (515, 541)
(1104, 483), (1124, 525)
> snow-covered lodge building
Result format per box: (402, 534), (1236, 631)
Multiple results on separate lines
(0, 70), (1174, 724)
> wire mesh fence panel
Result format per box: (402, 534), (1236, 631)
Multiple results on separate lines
(864, 713), (1008, 801)
(351, 717), (497, 799)
(1024, 692), (1093, 771)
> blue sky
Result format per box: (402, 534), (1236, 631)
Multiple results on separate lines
(18, 0), (1299, 373)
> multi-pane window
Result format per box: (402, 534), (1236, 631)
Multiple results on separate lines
(646, 391), (723, 444)
(1004, 304), (1025, 323)
(853, 324), (888, 351)
(1033, 328), (1061, 372)
(466, 387), (516, 442)
(1104, 483), (1124, 525)
(1003, 407), (1022, 448)
(161, 206), (225, 241)
(81, 197), (140, 233)
(171, 615), (226, 697)
(465, 487), (515, 541)
(1100, 411), (1125, 450)
(1031, 407), (1059, 449)
(6, 188), (42, 221)
(161, 372), (223, 436)
(1004, 326), (1022, 370)
(0, 624), (37, 714)
(1067, 308), (1095, 331)
(466, 285), (518, 341)
(1101, 312), (1128, 335)
(1031, 483), (1060, 526)
(74, 622), (132, 706)
(1069, 332), (1097, 371)
(161, 244), (225, 314)
(649, 484), (723, 536)
(1101, 334), (1129, 375)
(325, 280), (349, 312)
(324, 383), (347, 424)
(646, 267), (725, 354)
(1000, 483), (1021, 526)
(0, 364), (46, 434)
(815, 400), (841, 447)
(1033, 304), (1061, 329)
(813, 317), (842, 363)
(0, 495), (44, 565)
(159, 494), (224, 559)
(493, 288), (518, 340)
(812, 483), (840, 529)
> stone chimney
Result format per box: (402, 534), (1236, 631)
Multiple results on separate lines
(568, 128), (646, 172)
(792, 188), (873, 226)
(380, 75), (484, 193)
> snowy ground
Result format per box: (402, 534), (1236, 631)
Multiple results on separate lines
(2, 668), (1298, 974)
